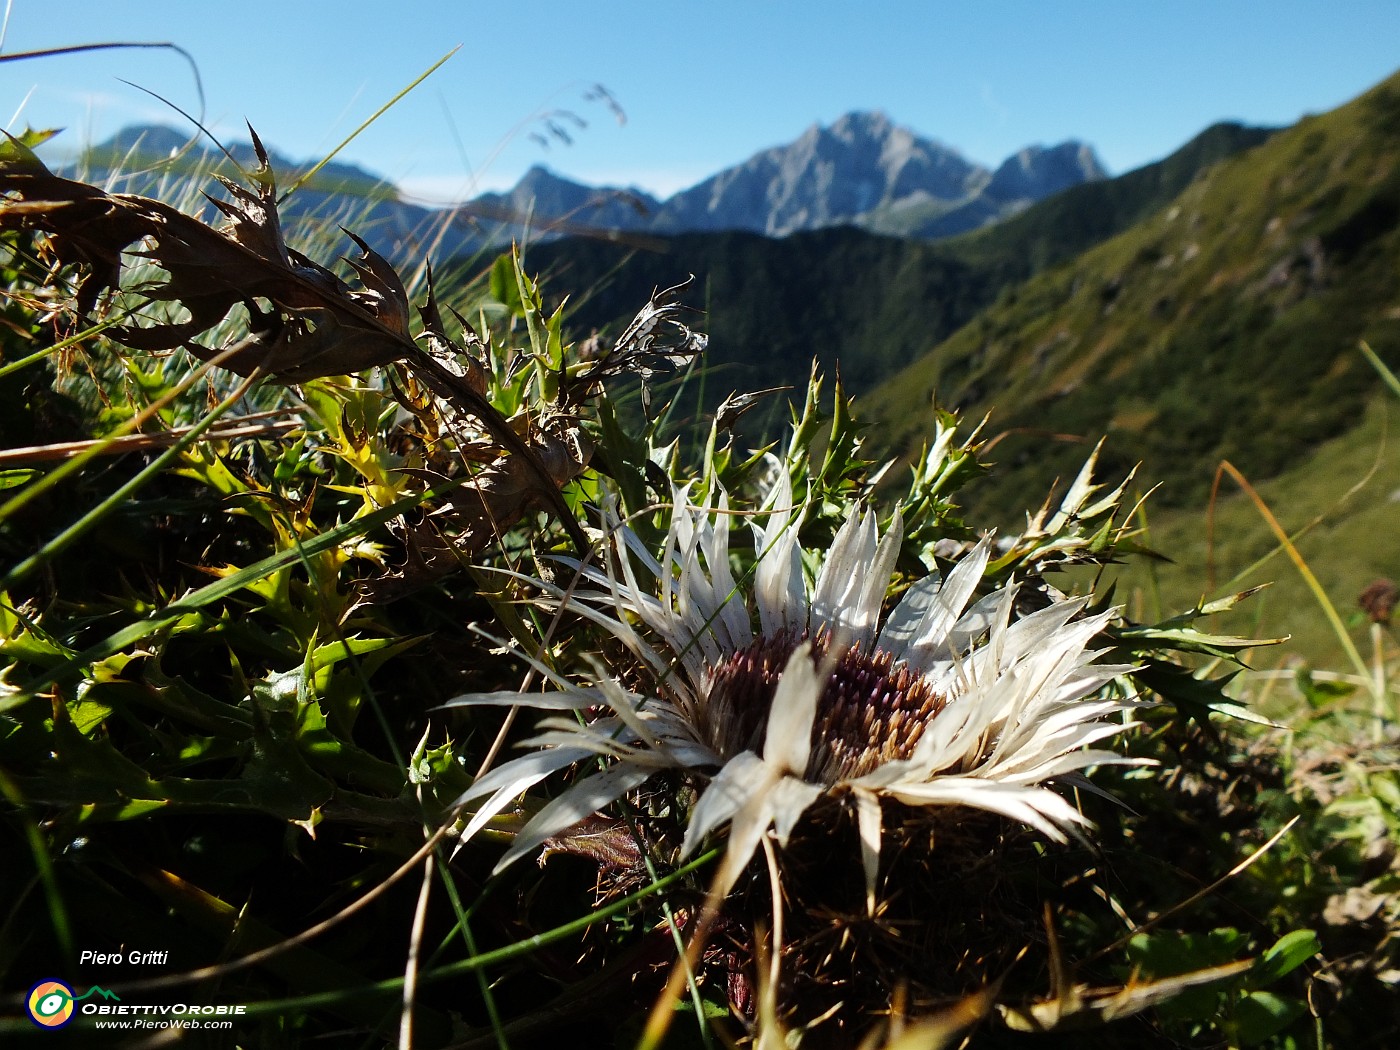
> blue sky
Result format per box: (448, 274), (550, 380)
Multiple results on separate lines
(4, 2), (1400, 203)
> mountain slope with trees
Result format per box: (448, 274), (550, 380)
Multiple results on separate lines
(522, 120), (1277, 436)
(866, 70), (1400, 517)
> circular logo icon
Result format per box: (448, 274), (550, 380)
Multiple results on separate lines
(27, 980), (76, 1028)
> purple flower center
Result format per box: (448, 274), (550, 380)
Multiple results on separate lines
(702, 627), (948, 781)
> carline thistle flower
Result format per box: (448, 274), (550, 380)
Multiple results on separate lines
(444, 468), (1144, 904)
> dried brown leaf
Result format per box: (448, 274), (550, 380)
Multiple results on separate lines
(0, 132), (595, 555)
(0, 126), (413, 379)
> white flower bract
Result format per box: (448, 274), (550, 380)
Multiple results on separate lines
(444, 470), (1143, 902)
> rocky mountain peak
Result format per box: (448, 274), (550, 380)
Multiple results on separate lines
(985, 141), (1108, 203)
(650, 110), (990, 236)
(469, 165), (660, 236)
(828, 109), (896, 142)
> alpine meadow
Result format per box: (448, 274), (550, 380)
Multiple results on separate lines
(4, 37), (1400, 1050)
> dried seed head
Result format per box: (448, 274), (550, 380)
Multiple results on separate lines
(1360, 578), (1398, 625)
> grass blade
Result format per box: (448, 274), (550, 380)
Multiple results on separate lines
(278, 47), (460, 204)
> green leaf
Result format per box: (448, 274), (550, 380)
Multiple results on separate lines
(1117, 622), (1275, 658)
(0, 469), (39, 490)
(240, 694), (335, 822)
(1130, 662), (1254, 722)
(593, 398), (652, 520)
(544, 300), (566, 371)
(109, 798), (168, 820)
(1294, 667), (1356, 709)
(1250, 929), (1319, 987)
(488, 251), (525, 319)
(0, 624), (75, 667)
(1372, 774), (1400, 813)
(67, 696), (113, 736)
(8, 473), (472, 702)
(1234, 990), (1307, 1046)
(1125, 928), (1249, 1021)
(0, 128), (53, 170)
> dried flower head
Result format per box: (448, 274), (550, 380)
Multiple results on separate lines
(1360, 578), (1398, 626)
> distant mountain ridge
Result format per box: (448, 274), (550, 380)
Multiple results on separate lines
(487, 110), (1106, 240)
(67, 111), (1106, 259)
(862, 140), (1108, 240)
(82, 124), (390, 193)
(646, 110), (1105, 237)
(468, 166), (661, 237)
(522, 118), (1276, 430)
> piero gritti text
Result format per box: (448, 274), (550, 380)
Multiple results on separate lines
(80, 949), (170, 966)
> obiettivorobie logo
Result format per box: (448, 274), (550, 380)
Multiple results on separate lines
(24, 979), (250, 1030)
(26, 980), (120, 1029)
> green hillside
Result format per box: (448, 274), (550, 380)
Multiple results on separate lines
(521, 121), (1274, 436)
(1132, 395), (1400, 671)
(863, 70), (1400, 666)
(523, 70), (1400, 666)
(941, 121), (1276, 278)
(867, 71), (1400, 515)
(527, 227), (985, 435)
